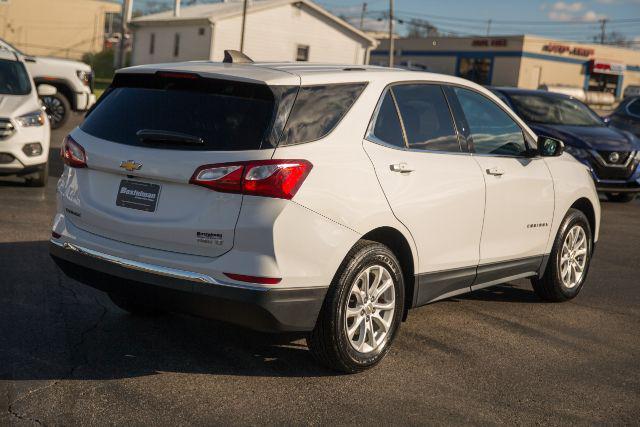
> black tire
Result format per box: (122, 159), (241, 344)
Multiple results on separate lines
(25, 162), (48, 187)
(531, 209), (593, 302)
(108, 292), (164, 316)
(41, 93), (70, 129)
(605, 192), (636, 203)
(307, 240), (405, 373)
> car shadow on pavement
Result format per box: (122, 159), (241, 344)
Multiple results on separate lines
(459, 284), (544, 304)
(0, 240), (337, 381)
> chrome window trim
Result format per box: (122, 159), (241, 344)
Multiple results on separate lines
(51, 239), (270, 292)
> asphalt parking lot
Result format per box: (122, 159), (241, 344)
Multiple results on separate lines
(1, 115), (639, 425)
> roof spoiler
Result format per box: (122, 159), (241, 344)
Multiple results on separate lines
(223, 50), (254, 64)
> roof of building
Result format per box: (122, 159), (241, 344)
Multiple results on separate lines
(131, 0), (376, 46)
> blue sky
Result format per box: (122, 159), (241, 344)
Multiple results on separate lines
(318, 0), (640, 44)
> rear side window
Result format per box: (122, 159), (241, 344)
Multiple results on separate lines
(279, 83), (366, 146)
(81, 73), (283, 151)
(392, 84), (459, 152)
(371, 91), (405, 148)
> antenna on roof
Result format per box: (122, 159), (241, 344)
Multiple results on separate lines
(223, 50), (254, 64)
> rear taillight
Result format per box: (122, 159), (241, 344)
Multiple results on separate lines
(61, 135), (87, 168)
(190, 159), (312, 200)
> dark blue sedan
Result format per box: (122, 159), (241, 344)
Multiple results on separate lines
(491, 88), (640, 203)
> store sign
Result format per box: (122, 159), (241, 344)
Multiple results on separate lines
(472, 39), (508, 47)
(591, 60), (626, 75)
(542, 43), (594, 57)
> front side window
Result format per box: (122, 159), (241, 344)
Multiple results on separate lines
(0, 59), (31, 95)
(392, 84), (459, 152)
(279, 83), (366, 145)
(453, 87), (526, 156)
(508, 94), (603, 126)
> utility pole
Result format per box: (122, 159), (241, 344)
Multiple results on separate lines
(486, 19), (492, 36)
(174, 0), (181, 17)
(599, 18), (607, 44)
(240, 0), (248, 52)
(359, 2), (367, 30)
(118, 0), (133, 69)
(388, 0), (394, 68)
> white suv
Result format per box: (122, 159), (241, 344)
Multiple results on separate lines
(0, 50), (51, 186)
(50, 55), (600, 373)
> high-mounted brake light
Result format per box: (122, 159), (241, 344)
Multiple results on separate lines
(156, 71), (199, 80)
(190, 159), (312, 200)
(61, 135), (87, 168)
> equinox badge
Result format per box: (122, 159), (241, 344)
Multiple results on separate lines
(120, 160), (143, 172)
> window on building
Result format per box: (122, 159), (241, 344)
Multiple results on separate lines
(173, 33), (180, 57)
(198, 27), (205, 36)
(149, 33), (155, 55)
(370, 91), (405, 148)
(457, 57), (493, 85)
(588, 73), (619, 95)
(453, 87), (526, 156)
(296, 45), (310, 62)
(392, 84), (460, 152)
(104, 12), (120, 36)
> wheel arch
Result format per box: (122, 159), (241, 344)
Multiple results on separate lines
(33, 77), (76, 110)
(360, 226), (416, 320)
(570, 197), (596, 238)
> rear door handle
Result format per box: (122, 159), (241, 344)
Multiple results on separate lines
(390, 163), (414, 173)
(486, 167), (505, 176)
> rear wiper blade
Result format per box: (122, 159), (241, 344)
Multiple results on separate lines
(136, 129), (205, 146)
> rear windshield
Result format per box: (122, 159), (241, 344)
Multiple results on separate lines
(81, 73), (285, 151)
(0, 59), (31, 95)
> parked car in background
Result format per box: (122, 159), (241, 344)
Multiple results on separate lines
(0, 38), (95, 129)
(492, 87), (640, 203)
(605, 96), (640, 139)
(50, 56), (600, 373)
(0, 50), (51, 186)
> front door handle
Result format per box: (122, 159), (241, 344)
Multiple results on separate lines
(390, 163), (414, 173)
(486, 167), (505, 176)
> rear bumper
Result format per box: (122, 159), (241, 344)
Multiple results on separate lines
(49, 240), (327, 333)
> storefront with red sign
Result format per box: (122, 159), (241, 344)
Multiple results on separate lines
(371, 35), (640, 100)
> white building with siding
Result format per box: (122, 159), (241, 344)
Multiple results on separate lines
(130, 0), (377, 66)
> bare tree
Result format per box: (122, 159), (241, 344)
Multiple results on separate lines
(406, 18), (439, 38)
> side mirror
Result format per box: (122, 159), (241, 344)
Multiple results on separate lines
(538, 136), (564, 157)
(36, 84), (57, 97)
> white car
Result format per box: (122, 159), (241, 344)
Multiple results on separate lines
(50, 53), (600, 373)
(0, 50), (51, 186)
(0, 38), (96, 129)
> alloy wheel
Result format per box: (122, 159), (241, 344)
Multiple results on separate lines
(42, 96), (65, 126)
(560, 225), (588, 289)
(344, 264), (395, 354)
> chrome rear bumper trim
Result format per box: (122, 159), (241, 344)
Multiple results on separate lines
(50, 239), (268, 292)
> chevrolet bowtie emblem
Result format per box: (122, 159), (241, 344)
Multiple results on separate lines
(120, 160), (143, 172)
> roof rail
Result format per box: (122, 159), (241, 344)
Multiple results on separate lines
(223, 50), (254, 64)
